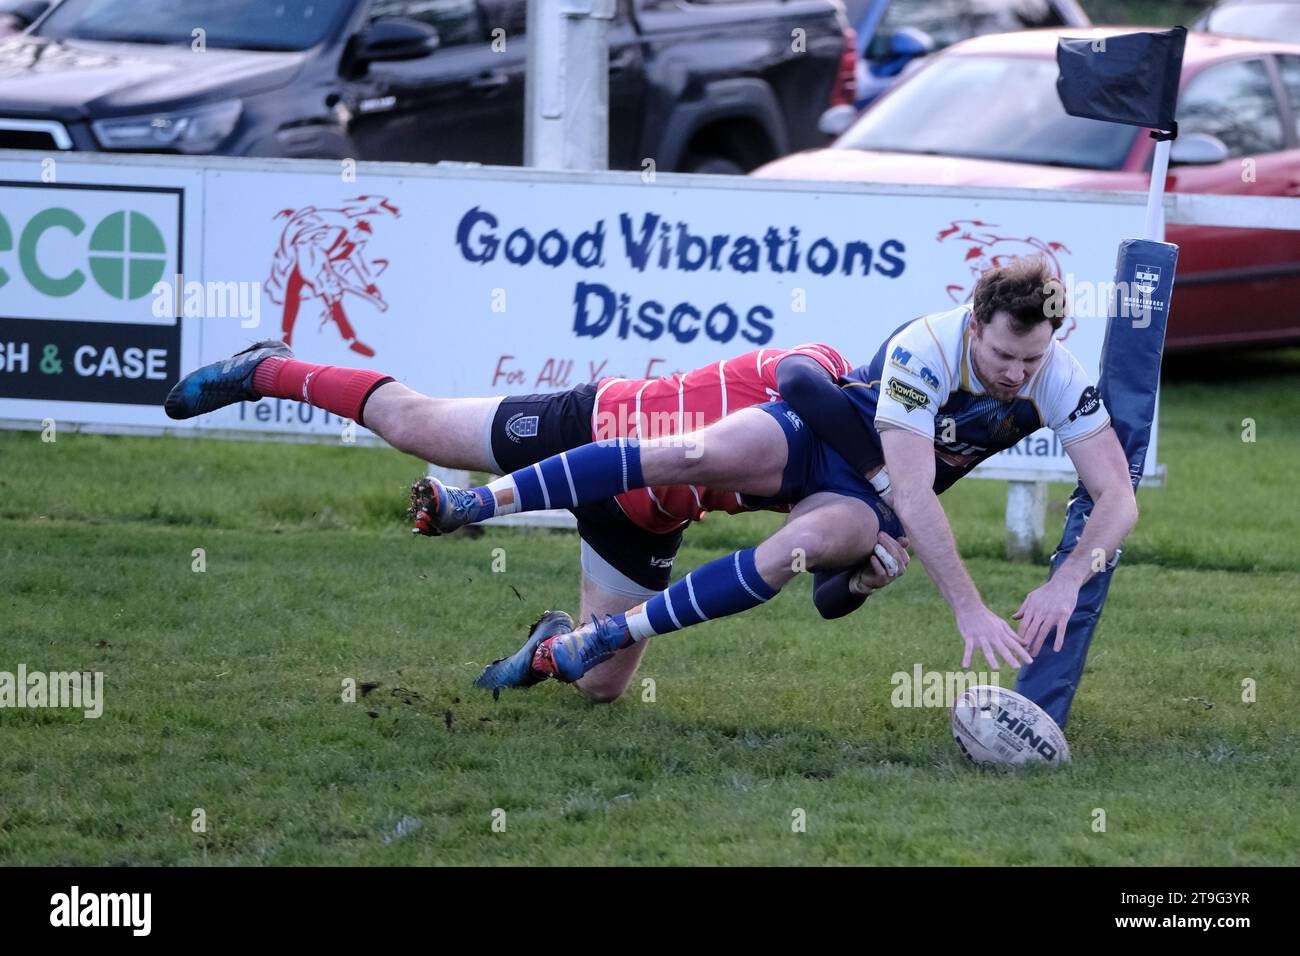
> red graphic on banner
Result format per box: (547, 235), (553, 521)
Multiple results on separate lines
(266, 196), (401, 357)
(936, 220), (1077, 342)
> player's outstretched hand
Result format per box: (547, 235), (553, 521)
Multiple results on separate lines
(956, 603), (1034, 671)
(849, 533), (910, 592)
(1012, 580), (1077, 656)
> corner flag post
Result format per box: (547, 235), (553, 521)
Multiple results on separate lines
(1016, 27), (1187, 727)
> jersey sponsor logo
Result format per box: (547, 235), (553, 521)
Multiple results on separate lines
(889, 345), (939, 391)
(887, 378), (929, 412)
(1067, 385), (1101, 423)
(784, 409), (804, 431)
(506, 412), (539, 441)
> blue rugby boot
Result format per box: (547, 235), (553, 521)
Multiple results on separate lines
(475, 610), (575, 692)
(535, 614), (633, 684)
(164, 340), (292, 420)
(408, 475), (494, 536)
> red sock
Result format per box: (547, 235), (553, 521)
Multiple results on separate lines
(252, 358), (393, 427)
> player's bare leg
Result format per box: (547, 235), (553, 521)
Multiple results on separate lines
(361, 382), (502, 469)
(571, 574), (649, 704)
(752, 492), (881, 588)
(164, 341), (507, 473)
(477, 492), (883, 690)
(413, 406), (791, 535)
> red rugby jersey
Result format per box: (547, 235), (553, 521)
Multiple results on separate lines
(590, 344), (852, 534)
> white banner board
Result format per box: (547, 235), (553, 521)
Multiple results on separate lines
(0, 152), (1156, 480)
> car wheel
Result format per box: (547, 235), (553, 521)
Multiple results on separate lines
(681, 154), (747, 176)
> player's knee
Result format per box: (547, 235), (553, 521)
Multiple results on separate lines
(574, 677), (629, 704)
(784, 527), (834, 570)
(791, 523), (870, 572)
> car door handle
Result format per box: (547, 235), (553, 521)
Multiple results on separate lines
(468, 71), (510, 92)
(1286, 179), (1300, 197)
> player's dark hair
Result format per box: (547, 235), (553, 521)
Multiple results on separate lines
(972, 257), (1064, 333)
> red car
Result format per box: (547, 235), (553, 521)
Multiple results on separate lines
(756, 28), (1300, 350)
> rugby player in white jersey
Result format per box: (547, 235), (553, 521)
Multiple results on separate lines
(418, 258), (1138, 692)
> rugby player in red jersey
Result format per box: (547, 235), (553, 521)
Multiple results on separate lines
(165, 340), (910, 702)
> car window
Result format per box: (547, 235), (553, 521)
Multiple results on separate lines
(371, 0), (486, 47)
(34, 0), (352, 50)
(477, 0), (527, 37)
(1178, 58), (1284, 157)
(1204, 4), (1300, 45)
(872, 0), (1065, 57)
(967, 0), (1067, 32)
(874, 0), (970, 53)
(1279, 55), (1300, 141)
(837, 54), (1137, 170)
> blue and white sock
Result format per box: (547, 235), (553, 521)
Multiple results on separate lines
(481, 439), (644, 517)
(613, 547), (779, 642)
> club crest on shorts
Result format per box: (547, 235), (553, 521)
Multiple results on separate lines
(506, 413), (539, 442)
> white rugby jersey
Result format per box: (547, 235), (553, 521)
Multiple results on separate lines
(840, 304), (1109, 493)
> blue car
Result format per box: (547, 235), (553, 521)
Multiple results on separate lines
(847, 0), (1090, 110)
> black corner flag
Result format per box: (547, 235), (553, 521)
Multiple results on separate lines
(1056, 27), (1187, 131)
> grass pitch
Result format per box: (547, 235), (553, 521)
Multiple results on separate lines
(1, 350), (1297, 865)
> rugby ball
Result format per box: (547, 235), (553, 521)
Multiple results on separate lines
(951, 685), (1071, 766)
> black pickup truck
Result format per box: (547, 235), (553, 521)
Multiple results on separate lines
(0, 0), (855, 173)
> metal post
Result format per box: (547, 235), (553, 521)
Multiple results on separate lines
(525, 0), (616, 171)
(471, 0), (614, 532)
(1005, 480), (1048, 561)
(1144, 137), (1172, 242)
